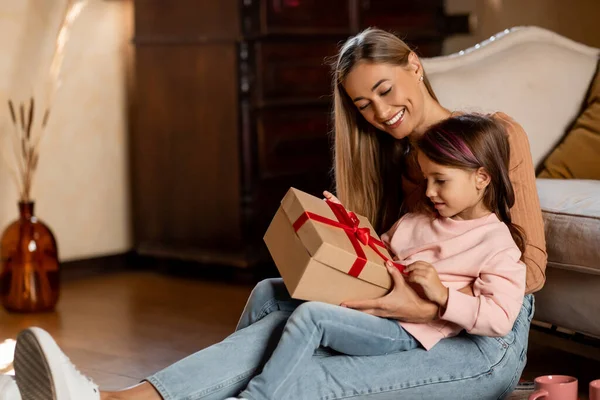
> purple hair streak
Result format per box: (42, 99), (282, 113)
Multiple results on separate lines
(420, 126), (480, 168)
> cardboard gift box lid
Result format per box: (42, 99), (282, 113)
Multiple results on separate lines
(281, 188), (393, 290)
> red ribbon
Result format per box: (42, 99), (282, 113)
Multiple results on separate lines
(292, 200), (406, 278)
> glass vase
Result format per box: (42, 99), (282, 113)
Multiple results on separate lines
(0, 202), (60, 312)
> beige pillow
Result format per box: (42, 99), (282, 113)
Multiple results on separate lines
(538, 61), (600, 179)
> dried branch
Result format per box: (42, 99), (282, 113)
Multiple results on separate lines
(2, 0), (87, 202)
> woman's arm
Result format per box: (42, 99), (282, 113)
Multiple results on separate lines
(494, 112), (548, 294)
(342, 263), (440, 323)
(341, 264), (476, 323)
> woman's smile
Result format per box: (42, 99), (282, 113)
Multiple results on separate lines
(383, 108), (406, 129)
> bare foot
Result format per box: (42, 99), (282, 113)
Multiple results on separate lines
(101, 382), (163, 400)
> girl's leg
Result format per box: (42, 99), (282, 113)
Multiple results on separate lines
(240, 301), (419, 400)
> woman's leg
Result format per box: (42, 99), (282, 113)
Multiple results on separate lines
(236, 278), (302, 331)
(15, 286), (533, 400)
(14, 311), (291, 400)
(242, 294), (534, 400)
(15, 279), (300, 400)
(101, 384), (160, 400)
(105, 292), (532, 400)
(240, 301), (419, 400)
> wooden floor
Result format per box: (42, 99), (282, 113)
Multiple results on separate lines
(0, 267), (599, 397)
(0, 268), (254, 390)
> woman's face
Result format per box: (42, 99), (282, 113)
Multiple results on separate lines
(343, 60), (424, 140)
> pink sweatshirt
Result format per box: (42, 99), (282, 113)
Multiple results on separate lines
(381, 213), (526, 350)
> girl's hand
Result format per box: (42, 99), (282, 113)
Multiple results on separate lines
(341, 262), (439, 323)
(404, 261), (449, 307)
(323, 191), (342, 204)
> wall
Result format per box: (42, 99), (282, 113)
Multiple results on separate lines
(445, 0), (600, 54)
(0, 0), (133, 261)
(1, 0), (598, 263)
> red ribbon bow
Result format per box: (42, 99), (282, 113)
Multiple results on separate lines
(343, 210), (372, 245)
(292, 199), (406, 278)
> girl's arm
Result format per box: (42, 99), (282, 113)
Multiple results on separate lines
(439, 247), (526, 337)
(494, 112), (548, 294)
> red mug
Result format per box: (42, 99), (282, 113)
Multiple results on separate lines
(590, 379), (600, 400)
(528, 375), (578, 400)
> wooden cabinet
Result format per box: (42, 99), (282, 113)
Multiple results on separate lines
(131, 0), (468, 268)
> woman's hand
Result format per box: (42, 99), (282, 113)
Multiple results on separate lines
(341, 262), (439, 323)
(404, 261), (449, 307)
(323, 191), (342, 204)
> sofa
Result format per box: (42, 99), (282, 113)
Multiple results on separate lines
(422, 26), (600, 339)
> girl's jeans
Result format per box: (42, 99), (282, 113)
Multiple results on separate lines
(147, 278), (534, 400)
(241, 301), (419, 400)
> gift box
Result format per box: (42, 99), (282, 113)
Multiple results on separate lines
(264, 187), (404, 305)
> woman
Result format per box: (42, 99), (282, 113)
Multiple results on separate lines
(11, 28), (546, 400)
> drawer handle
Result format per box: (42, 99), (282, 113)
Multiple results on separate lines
(273, 0), (301, 13)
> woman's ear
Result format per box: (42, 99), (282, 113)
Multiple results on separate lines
(475, 167), (491, 190)
(407, 52), (422, 77)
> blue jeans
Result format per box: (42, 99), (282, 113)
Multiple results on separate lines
(147, 278), (534, 400)
(241, 301), (419, 400)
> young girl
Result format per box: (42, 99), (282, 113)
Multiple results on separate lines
(225, 113), (527, 400)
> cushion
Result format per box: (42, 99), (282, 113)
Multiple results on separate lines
(423, 27), (600, 168)
(538, 61), (600, 179)
(536, 179), (600, 275)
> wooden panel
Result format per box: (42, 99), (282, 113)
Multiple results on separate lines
(129, 0), (450, 269)
(255, 41), (338, 103)
(360, 0), (443, 37)
(253, 173), (333, 241)
(260, 0), (352, 34)
(135, 0), (240, 39)
(257, 107), (331, 178)
(132, 44), (241, 252)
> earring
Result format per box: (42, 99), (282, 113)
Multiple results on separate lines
(419, 75), (424, 82)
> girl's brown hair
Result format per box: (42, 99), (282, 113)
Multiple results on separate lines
(416, 114), (527, 254)
(331, 28), (437, 233)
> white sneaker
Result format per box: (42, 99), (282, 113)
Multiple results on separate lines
(13, 327), (99, 400)
(0, 375), (21, 400)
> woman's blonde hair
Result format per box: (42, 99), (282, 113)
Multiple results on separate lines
(331, 28), (437, 232)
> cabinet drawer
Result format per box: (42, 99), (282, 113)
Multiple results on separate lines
(257, 107), (331, 178)
(244, 0), (352, 35)
(360, 0), (443, 37)
(135, 0), (240, 40)
(255, 41), (338, 103)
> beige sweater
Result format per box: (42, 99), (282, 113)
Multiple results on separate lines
(494, 112), (547, 294)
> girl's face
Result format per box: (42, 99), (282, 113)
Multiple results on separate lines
(343, 59), (425, 140)
(417, 151), (490, 220)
